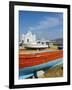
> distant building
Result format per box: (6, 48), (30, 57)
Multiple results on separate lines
(51, 38), (63, 46)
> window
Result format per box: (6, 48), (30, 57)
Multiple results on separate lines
(27, 39), (29, 43)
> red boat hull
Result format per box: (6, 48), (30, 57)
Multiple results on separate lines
(19, 50), (63, 69)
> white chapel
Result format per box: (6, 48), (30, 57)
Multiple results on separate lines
(20, 31), (37, 44)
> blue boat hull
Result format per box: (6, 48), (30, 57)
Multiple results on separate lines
(19, 58), (63, 79)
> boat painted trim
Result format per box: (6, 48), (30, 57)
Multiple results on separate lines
(19, 58), (63, 78)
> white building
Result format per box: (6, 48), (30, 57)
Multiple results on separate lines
(20, 31), (37, 44)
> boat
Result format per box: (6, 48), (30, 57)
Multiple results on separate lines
(19, 50), (63, 78)
(19, 58), (63, 79)
(24, 43), (48, 49)
(19, 50), (63, 68)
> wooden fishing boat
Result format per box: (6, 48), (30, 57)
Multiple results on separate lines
(19, 58), (63, 79)
(24, 43), (48, 49)
(19, 50), (63, 69)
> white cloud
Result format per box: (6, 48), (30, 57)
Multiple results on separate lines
(29, 16), (63, 31)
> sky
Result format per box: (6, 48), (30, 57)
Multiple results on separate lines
(19, 10), (63, 40)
